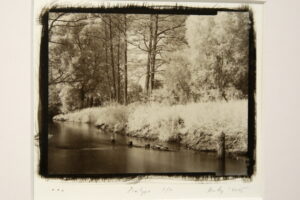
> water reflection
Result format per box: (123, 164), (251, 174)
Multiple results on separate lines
(48, 122), (247, 175)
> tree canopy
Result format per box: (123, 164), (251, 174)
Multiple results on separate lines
(48, 11), (250, 115)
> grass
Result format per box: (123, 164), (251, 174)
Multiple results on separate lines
(53, 100), (248, 154)
(53, 104), (128, 132)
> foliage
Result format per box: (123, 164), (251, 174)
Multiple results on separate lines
(185, 12), (250, 101)
(164, 50), (192, 104)
(48, 12), (250, 113)
(58, 85), (82, 113)
(48, 85), (61, 117)
(54, 100), (247, 153)
(127, 82), (143, 103)
(53, 104), (129, 132)
(126, 100), (247, 152)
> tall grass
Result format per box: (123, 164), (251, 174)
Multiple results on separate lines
(53, 105), (128, 132)
(53, 100), (248, 153)
(127, 100), (247, 153)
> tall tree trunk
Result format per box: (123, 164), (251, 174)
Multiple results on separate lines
(104, 22), (112, 101)
(105, 46), (112, 101)
(145, 15), (153, 96)
(123, 14), (128, 105)
(116, 31), (121, 103)
(150, 14), (159, 94)
(109, 16), (116, 100)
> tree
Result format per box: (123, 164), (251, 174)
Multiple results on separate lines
(48, 13), (112, 113)
(108, 16), (117, 100)
(123, 14), (128, 105)
(164, 50), (192, 104)
(58, 85), (81, 113)
(185, 12), (250, 101)
(47, 12), (249, 114)
(48, 85), (62, 117)
(129, 14), (186, 96)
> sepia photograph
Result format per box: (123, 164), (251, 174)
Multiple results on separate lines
(37, 6), (256, 178)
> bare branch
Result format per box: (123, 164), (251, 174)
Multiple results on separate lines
(157, 23), (185, 37)
(52, 23), (88, 28)
(49, 40), (67, 45)
(49, 13), (66, 32)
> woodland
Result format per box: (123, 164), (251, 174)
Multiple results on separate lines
(50, 11), (250, 153)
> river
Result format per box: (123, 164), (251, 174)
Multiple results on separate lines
(48, 121), (247, 176)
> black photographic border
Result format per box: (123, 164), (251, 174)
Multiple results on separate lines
(38, 4), (256, 180)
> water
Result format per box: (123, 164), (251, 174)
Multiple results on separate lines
(48, 122), (247, 175)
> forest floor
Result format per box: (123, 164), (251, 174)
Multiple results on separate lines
(53, 100), (248, 155)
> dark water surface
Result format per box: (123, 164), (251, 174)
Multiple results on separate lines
(48, 122), (247, 175)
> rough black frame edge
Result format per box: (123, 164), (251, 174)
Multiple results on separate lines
(39, 11), (49, 177)
(247, 9), (256, 177)
(38, 5), (256, 180)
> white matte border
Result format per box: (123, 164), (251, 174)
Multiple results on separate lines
(33, 1), (263, 199)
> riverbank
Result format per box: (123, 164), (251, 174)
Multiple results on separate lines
(53, 100), (247, 154)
